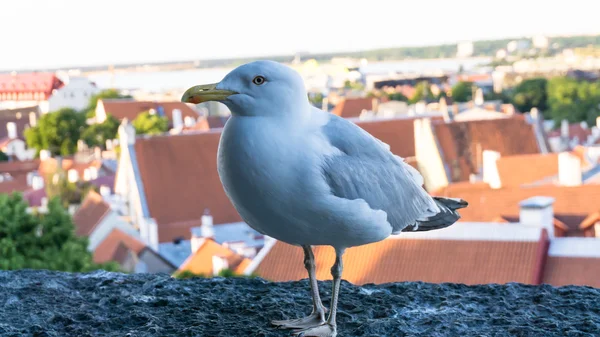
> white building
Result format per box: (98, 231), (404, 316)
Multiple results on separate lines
(0, 72), (99, 114)
(47, 76), (100, 112)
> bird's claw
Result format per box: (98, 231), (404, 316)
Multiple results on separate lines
(271, 310), (326, 330)
(290, 323), (337, 337)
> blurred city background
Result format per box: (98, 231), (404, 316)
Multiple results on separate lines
(1, 0), (599, 288)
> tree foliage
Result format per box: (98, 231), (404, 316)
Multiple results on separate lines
(451, 81), (474, 102)
(24, 108), (87, 156)
(84, 89), (132, 118)
(511, 78), (548, 114)
(388, 92), (409, 102)
(0, 193), (120, 272)
(409, 81), (434, 103)
(45, 171), (96, 208)
(546, 77), (600, 125)
(132, 112), (169, 135)
(0, 151), (8, 162)
(81, 114), (120, 149)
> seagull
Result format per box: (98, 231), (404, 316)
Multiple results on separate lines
(182, 60), (468, 337)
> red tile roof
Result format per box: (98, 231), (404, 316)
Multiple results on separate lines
(255, 236), (547, 285)
(331, 97), (374, 118)
(93, 228), (146, 264)
(433, 184), (600, 237)
(0, 159), (40, 194)
(177, 239), (251, 275)
(495, 152), (587, 187)
(543, 256), (600, 288)
(0, 73), (63, 98)
(72, 191), (111, 237)
(547, 123), (592, 142)
(354, 117), (440, 158)
(432, 116), (541, 182)
(100, 100), (199, 124)
(134, 130), (241, 242)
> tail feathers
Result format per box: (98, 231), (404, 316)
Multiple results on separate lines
(403, 197), (468, 232)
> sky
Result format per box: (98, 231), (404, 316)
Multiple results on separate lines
(1, 0), (599, 70)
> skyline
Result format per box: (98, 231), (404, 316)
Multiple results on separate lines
(1, 0), (599, 71)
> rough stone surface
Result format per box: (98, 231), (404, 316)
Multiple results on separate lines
(0, 270), (599, 337)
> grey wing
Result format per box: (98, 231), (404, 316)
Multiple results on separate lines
(321, 114), (439, 233)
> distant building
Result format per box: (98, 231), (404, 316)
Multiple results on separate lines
(47, 76), (100, 112)
(95, 99), (200, 131)
(457, 41), (474, 58)
(532, 35), (549, 49)
(0, 73), (98, 114)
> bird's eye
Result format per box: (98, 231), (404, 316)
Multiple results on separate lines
(252, 76), (266, 85)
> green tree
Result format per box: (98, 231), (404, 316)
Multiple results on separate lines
(24, 108), (87, 156)
(84, 89), (132, 118)
(81, 114), (120, 149)
(45, 170), (96, 208)
(511, 78), (548, 114)
(451, 81), (474, 102)
(132, 112), (169, 135)
(0, 151), (8, 162)
(389, 92), (409, 102)
(308, 93), (324, 107)
(409, 81), (434, 103)
(0, 193), (120, 272)
(547, 77), (600, 125)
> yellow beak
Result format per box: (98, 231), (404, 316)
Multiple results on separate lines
(181, 83), (238, 104)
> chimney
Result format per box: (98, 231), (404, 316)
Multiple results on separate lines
(6, 122), (17, 139)
(530, 108), (539, 120)
(482, 150), (501, 189)
(26, 172), (35, 186)
(31, 176), (44, 190)
(184, 116), (195, 127)
(558, 152), (582, 186)
(439, 97), (452, 122)
(99, 185), (111, 197)
(172, 109), (183, 130)
(561, 119), (569, 138)
(474, 88), (484, 106)
(212, 255), (229, 275)
(118, 119), (136, 145)
(519, 196), (555, 237)
(29, 112), (37, 127)
(415, 102), (426, 115)
(94, 147), (102, 160)
(39, 150), (51, 161)
(67, 169), (79, 183)
(371, 98), (379, 113)
(201, 208), (215, 238)
(140, 217), (159, 251)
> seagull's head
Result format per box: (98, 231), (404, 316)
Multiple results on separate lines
(181, 60), (309, 117)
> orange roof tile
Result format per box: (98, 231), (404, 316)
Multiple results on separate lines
(354, 116), (442, 158)
(433, 184), (600, 237)
(100, 100), (199, 124)
(255, 238), (546, 285)
(543, 256), (600, 288)
(72, 191), (111, 237)
(134, 130), (241, 242)
(331, 97), (373, 118)
(496, 152), (588, 187)
(93, 228), (146, 264)
(432, 117), (541, 182)
(38, 158), (102, 182)
(177, 239), (251, 275)
(497, 153), (559, 186)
